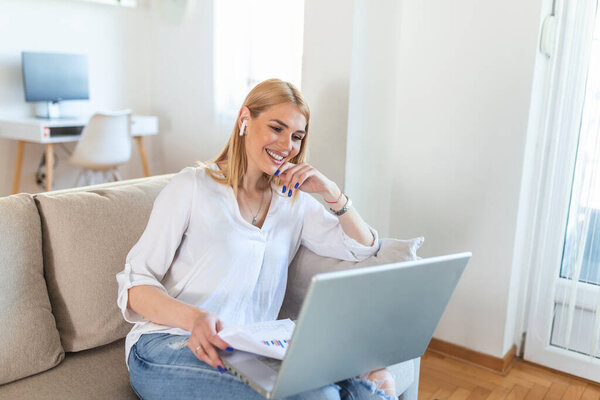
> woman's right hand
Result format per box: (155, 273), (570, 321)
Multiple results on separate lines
(187, 311), (232, 371)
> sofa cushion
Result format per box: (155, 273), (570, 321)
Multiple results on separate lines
(279, 237), (424, 320)
(0, 194), (64, 385)
(35, 175), (172, 352)
(0, 338), (137, 400)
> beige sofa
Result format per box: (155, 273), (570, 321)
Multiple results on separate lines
(0, 173), (420, 399)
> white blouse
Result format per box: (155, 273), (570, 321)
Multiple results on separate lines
(115, 165), (379, 369)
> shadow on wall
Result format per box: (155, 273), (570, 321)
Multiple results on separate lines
(304, 78), (351, 190)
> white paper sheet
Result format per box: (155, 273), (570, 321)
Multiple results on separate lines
(218, 319), (295, 360)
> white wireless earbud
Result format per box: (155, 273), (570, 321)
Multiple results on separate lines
(239, 120), (247, 136)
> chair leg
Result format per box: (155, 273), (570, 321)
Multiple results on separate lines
(74, 169), (84, 187)
(76, 169), (121, 187)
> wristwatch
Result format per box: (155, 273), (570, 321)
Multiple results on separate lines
(330, 195), (352, 216)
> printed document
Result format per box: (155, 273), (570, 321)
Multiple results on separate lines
(218, 319), (295, 360)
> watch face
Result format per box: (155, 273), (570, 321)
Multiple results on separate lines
(158, 0), (190, 25)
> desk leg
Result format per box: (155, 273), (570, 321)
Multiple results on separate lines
(135, 136), (150, 177)
(45, 143), (54, 192)
(12, 140), (25, 194)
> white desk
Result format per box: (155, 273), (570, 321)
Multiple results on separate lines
(0, 115), (158, 193)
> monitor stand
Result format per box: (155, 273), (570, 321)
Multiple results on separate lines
(36, 101), (62, 119)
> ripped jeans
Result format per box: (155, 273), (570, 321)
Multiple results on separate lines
(128, 333), (396, 400)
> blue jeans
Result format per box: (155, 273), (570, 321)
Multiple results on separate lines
(128, 333), (396, 400)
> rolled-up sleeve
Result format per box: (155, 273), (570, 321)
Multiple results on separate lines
(115, 167), (196, 323)
(300, 193), (380, 262)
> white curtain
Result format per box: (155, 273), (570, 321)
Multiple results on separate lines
(552, 9), (600, 356)
(526, 0), (600, 377)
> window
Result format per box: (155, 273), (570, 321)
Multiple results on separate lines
(213, 0), (304, 119)
(560, 23), (600, 286)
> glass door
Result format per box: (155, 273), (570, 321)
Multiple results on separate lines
(524, 0), (600, 381)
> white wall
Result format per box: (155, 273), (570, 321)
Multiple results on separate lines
(300, 0), (355, 191)
(386, 1), (544, 357)
(345, 0), (403, 236)
(147, 0), (231, 173)
(0, 0), (156, 196)
(341, 0), (545, 358)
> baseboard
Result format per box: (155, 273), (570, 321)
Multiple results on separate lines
(427, 338), (516, 374)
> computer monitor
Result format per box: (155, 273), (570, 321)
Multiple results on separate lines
(21, 51), (89, 119)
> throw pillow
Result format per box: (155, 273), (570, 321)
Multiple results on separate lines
(35, 175), (171, 352)
(0, 194), (64, 384)
(279, 237), (424, 320)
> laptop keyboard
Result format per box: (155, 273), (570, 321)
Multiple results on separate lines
(257, 356), (282, 372)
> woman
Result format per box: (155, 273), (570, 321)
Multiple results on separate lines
(116, 79), (396, 399)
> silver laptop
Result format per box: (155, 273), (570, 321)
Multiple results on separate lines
(219, 252), (471, 399)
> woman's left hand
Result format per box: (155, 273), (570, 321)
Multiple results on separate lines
(276, 162), (339, 200)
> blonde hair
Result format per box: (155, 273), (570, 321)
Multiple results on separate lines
(203, 79), (310, 197)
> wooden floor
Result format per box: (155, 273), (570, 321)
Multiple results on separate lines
(419, 350), (600, 400)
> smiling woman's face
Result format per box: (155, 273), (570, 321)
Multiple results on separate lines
(243, 103), (307, 176)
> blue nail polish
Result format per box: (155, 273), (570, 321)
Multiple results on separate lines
(288, 189), (292, 197)
(274, 170), (280, 176)
(226, 347), (234, 351)
(282, 186), (286, 193)
(294, 182), (299, 189)
(218, 366), (225, 373)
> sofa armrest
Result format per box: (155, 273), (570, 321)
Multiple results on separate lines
(396, 357), (420, 400)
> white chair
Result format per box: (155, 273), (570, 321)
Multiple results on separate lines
(69, 110), (132, 186)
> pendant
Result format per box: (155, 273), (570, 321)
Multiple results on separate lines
(252, 217), (257, 225)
